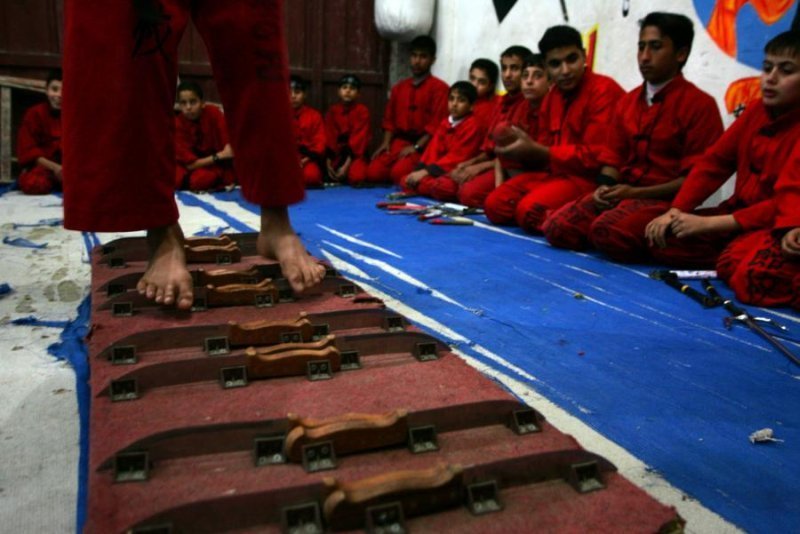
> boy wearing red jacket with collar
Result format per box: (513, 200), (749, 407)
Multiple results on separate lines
(646, 30), (800, 270)
(400, 81), (485, 197)
(325, 74), (371, 185)
(543, 12), (723, 258)
(366, 35), (450, 185)
(290, 75), (327, 188)
(174, 81), (235, 192)
(16, 70), (63, 195)
(484, 26), (625, 233)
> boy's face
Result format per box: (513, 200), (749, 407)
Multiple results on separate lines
(448, 90), (472, 120)
(338, 83), (359, 103)
(410, 49), (435, 77)
(46, 80), (62, 110)
(469, 67), (494, 98)
(521, 65), (549, 102)
(290, 87), (306, 109)
(177, 90), (203, 121)
(500, 55), (524, 93)
(638, 26), (686, 85)
(761, 51), (800, 114)
(545, 45), (586, 93)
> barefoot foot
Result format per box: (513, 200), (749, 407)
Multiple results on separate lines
(136, 223), (195, 310)
(256, 207), (325, 293)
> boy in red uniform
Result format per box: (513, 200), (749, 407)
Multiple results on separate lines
(468, 58), (500, 132)
(325, 74), (371, 185)
(290, 76), (327, 188)
(62, 1), (325, 309)
(450, 46), (533, 207)
(485, 26), (624, 233)
(174, 81), (236, 192)
(366, 35), (449, 185)
(722, 145), (800, 309)
(645, 30), (800, 270)
(400, 82), (484, 198)
(16, 70), (63, 195)
(543, 13), (723, 259)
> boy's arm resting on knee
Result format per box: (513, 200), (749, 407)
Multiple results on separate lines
(371, 131), (392, 159)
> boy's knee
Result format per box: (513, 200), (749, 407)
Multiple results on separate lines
(515, 198), (548, 234)
(543, 204), (587, 250)
(18, 169), (55, 195)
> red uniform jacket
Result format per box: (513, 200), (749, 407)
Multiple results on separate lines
(382, 74), (449, 140)
(17, 102), (61, 168)
(324, 102), (371, 158)
(481, 91), (531, 170)
(293, 104), (326, 158)
(672, 100), (800, 230)
(175, 104), (229, 165)
(536, 70), (624, 180)
(599, 75), (723, 186)
(473, 93), (500, 133)
(420, 114), (485, 176)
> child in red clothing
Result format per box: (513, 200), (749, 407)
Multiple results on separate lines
(16, 70), (63, 195)
(543, 12), (723, 259)
(174, 81), (236, 192)
(485, 26), (625, 232)
(468, 58), (500, 132)
(451, 46), (534, 207)
(366, 35), (449, 185)
(646, 30), (800, 269)
(290, 75), (327, 188)
(401, 82), (484, 197)
(325, 74), (371, 185)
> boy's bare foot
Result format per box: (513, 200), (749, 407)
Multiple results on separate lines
(136, 223), (195, 310)
(256, 207), (325, 293)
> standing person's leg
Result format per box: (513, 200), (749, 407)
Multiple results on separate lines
(192, 0), (324, 292)
(62, 0), (195, 309)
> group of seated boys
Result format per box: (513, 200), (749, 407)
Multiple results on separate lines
(15, 12), (800, 312)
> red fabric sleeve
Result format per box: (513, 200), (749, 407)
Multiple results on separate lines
(307, 109), (327, 156)
(381, 84), (399, 132)
(677, 93), (724, 175)
(732, 199), (777, 230)
(324, 106), (339, 153)
(426, 116), (484, 174)
(672, 109), (750, 212)
(16, 105), (47, 167)
(549, 78), (625, 177)
(424, 81), (450, 137)
(174, 116), (199, 165)
(596, 95), (632, 169)
(206, 104), (230, 149)
(349, 104), (371, 157)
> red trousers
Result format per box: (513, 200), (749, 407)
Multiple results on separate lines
(718, 230), (800, 309)
(62, 0), (304, 232)
(302, 161), (324, 188)
(544, 194), (672, 262)
(364, 139), (420, 185)
(18, 167), (60, 195)
(485, 172), (595, 233)
(175, 165), (236, 192)
(400, 175), (459, 201)
(457, 170), (496, 208)
(646, 207), (735, 269)
(329, 155), (367, 185)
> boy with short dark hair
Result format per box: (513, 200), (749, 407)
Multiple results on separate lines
(543, 12), (723, 258)
(400, 81), (484, 197)
(16, 69), (63, 195)
(451, 45), (534, 207)
(174, 81), (236, 192)
(645, 30), (800, 270)
(469, 58), (500, 131)
(324, 74), (371, 184)
(289, 75), (327, 188)
(366, 35), (450, 185)
(484, 26), (624, 232)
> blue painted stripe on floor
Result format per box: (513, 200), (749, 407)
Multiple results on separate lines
(177, 191), (253, 232)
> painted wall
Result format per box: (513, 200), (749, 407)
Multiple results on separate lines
(417, 0), (797, 199)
